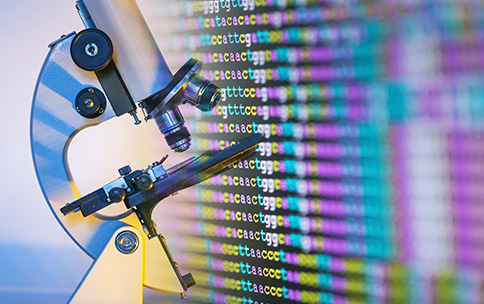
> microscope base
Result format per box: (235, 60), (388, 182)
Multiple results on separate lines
(69, 227), (143, 304)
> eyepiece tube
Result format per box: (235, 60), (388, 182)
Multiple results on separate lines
(184, 74), (220, 112)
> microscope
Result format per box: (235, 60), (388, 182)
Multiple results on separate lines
(30, 0), (261, 302)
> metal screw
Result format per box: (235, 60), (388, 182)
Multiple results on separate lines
(115, 231), (139, 254)
(130, 112), (142, 125)
(85, 42), (98, 57)
(84, 98), (95, 108)
(122, 237), (132, 247)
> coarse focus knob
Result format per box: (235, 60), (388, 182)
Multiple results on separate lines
(71, 29), (113, 72)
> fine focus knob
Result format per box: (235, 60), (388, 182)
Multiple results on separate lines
(74, 87), (106, 119)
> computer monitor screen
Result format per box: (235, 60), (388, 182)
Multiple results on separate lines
(141, 0), (484, 303)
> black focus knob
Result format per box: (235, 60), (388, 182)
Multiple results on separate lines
(75, 87), (106, 119)
(109, 187), (125, 203)
(136, 174), (153, 191)
(182, 273), (196, 289)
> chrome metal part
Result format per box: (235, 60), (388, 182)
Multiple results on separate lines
(102, 177), (129, 200)
(115, 231), (139, 254)
(48, 31), (76, 48)
(76, 0), (96, 29)
(171, 140), (190, 153)
(130, 111), (142, 125)
(147, 163), (167, 181)
(153, 108), (191, 153)
(185, 74), (220, 112)
(159, 154), (169, 165)
(183, 74), (205, 105)
(154, 108), (184, 133)
(85, 42), (98, 56)
(147, 61), (201, 119)
(172, 141), (190, 153)
(145, 169), (157, 183)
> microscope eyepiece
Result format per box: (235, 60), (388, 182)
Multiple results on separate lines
(185, 74), (220, 112)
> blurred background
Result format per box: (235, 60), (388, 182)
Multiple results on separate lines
(3, 0), (484, 303)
